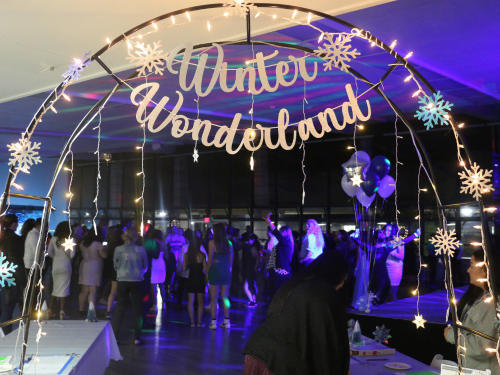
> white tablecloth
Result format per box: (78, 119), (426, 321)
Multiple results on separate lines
(0, 321), (122, 375)
(350, 336), (439, 375)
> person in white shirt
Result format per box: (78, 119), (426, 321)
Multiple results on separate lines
(23, 218), (42, 271)
(300, 219), (324, 267)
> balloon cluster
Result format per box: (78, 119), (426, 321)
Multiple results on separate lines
(341, 151), (395, 207)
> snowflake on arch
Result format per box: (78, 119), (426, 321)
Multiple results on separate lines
(223, 0), (257, 17)
(7, 138), (42, 173)
(389, 234), (405, 249)
(62, 51), (92, 84)
(414, 91), (454, 130)
(429, 227), (461, 257)
(458, 162), (494, 201)
(127, 41), (169, 77)
(373, 325), (392, 344)
(314, 33), (360, 73)
(0, 253), (18, 288)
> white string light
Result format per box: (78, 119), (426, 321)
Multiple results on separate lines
(301, 65), (307, 204)
(92, 109), (103, 234)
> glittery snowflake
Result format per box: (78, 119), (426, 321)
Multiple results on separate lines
(126, 41), (169, 77)
(373, 325), (392, 343)
(389, 235), (405, 249)
(8, 138), (42, 173)
(429, 228), (461, 257)
(458, 162), (494, 201)
(62, 52), (92, 84)
(414, 91), (454, 130)
(314, 34), (360, 73)
(223, 0), (257, 17)
(0, 253), (17, 288)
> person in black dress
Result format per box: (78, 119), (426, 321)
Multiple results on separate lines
(263, 213), (294, 302)
(183, 237), (207, 327)
(243, 234), (260, 307)
(243, 251), (350, 375)
(0, 214), (28, 334)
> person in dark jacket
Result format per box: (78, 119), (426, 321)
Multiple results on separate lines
(263, 213), (294, 301)
(243, 251), (350, 375)
(0, 214), (28, 334)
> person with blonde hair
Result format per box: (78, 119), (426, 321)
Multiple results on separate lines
(300, 219), (325, 267)
(112, 228), (148, 345)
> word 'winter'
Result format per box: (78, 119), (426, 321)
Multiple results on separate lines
(165, 43), (318, 97)
(130, 83), (371, 154)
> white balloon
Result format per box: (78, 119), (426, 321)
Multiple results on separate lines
(356, 188), (376, 207)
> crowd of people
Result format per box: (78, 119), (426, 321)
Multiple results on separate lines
(1, 212), (499, 373)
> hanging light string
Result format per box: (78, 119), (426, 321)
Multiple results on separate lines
(415, 164), (423, 316)
(250, 42), (256, 171)
(140, 122), (146, 236)
(65, 150), (75, 237)
(193, 94), (200, 162)
(92, 109), (103, 234)
(394, 114), (401, 230)
(300, 66), (307, 204)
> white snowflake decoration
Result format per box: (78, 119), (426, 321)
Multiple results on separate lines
(458, 162), (494, 201)
(373, 325), (392, 343)
(429, 228), (461, 257)
(62, 52), (92, 84)
(413, 314), (426, 329)
(389, 235), (405, 249)
(8, 138), (42, 173)
(314, 34), (360, 73)
(414, 91), (454, 130)
(223, 0), (257, 17)
(0, 253), (17, 288)
(127, 41), (169, 77)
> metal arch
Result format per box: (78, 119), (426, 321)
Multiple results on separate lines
(1, 4), (486, 372)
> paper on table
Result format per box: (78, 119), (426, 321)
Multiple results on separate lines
(0, 357), (11, 365)
(23, 356), (74, 374)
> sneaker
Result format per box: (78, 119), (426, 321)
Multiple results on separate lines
(220, 321), (231, 328)
(247, 301), (257, 308)
(134, 339), (141, 345)
(59, 311), (69, 320)
(209, 322), (217, 330)
(149, 305), (157, 312)
(191, 323), (196, 328)
(106, 311), (113, 319)
(197, 322), (206, 328)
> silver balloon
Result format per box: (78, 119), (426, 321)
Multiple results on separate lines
(342, 158), (369, 178)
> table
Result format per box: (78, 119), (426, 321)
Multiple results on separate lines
(0, 321), (122, 375)
(350, 336), (439, 375)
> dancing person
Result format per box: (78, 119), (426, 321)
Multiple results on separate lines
(300, 219), (324, 266)
(105, 227), (124, 319)
(444, 249), (499, 373)
(207, 223), (233, 329)
(243, 234), (261, 307)
(386, 226), (420, 302)
(143, 228), (160, 311)
(47, 221), (75, 319)
(0, 214), (28, 334)
(78, 227), (106, 315)
(150, 229), (167, 310)
(264, 213), (293, 302)
(165, 226), (185, 297)
(243, 251), (350, 375)
(113, 228), (148, 345)
(183, 237), (207, 327)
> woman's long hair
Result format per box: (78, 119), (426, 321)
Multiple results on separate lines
(279, 225), (294, 248)
(21, 218), (36, 238)
(268, 251), (349, 318)
(54, 221), (71, 247)
(187, 237), (203, 264)
(306, 219), (325, 249)
(82, 226), (103, 247)
(1, 213), (18, 231)
(213, 223), (230, 255)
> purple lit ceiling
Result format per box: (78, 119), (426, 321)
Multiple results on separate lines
(1, 0), (499, 160)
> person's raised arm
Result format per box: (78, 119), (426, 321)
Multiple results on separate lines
(403, 228), (421, 244)
(262, 212), (276, 231)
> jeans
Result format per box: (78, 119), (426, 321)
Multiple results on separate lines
(0, 287), (22, 335)
(112, 281), (143, 341)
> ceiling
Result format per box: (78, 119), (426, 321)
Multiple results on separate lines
(1, 0), (499, 161)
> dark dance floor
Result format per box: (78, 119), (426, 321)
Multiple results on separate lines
(103, 296), (264, 375)
(349, 286), (468, 324)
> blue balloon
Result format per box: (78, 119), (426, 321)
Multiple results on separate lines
(369, 156), (391, 180)
(361, 170), (381, 197)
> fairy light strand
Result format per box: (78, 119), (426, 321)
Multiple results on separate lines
(92, 109), (103, 234)
(301, 67), (307, 204)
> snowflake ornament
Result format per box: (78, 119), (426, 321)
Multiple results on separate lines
(223, 0), (257, 17)
(62, 237), (76, 252)
(0, 253), (17, 288)
(373, 325), (392, 344)
(413, 314), (426, 329)
(389, 235), (405, 249)
(350, 174), (363, 187)
(127, 41), (169, 77)
(8, 138), (42, 173)
(314, 34), (360, 73)
(429, 228), (461, 257)
(62, 52), (92, 84)
(414, 91), (454, 130)
(193, 147), (199, 163)
(458, 162), (494, 201)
